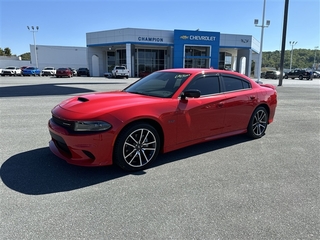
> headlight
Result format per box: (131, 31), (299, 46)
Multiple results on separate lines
(74, 121), (111, 132)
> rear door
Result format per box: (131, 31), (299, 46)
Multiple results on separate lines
(220, 75), (257, 133)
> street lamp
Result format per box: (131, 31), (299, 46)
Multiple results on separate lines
(27, 26), (39, 68)
(289, 41), (297, 71)
(314, 46), (319, 70)
(254, 0), (270, 83)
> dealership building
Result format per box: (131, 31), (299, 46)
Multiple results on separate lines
(86, 28), (260, 77)
(25, 28), (261, 77)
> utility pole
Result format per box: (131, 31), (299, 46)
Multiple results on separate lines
(254, 0), (270, 83)
(278, 0), (289, 86)
(27, 26), (39, 68)
(289, 41), (297, 71)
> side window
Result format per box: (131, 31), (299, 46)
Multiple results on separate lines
(223, 76), (251, 92)
(185, 76), (220, 96)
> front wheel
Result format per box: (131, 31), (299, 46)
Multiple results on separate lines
(114, 123), (160, 171)
(247, 106), (268, 139)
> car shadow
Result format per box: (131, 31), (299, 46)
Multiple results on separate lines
(0, 82), (127, 98)
(0, 135), (252, 195)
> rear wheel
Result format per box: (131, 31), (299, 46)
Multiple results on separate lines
(114, 123), (160, 171)
(247, 106), (268, 138)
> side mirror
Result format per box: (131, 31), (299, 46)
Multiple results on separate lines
(180, 89), (201, 100)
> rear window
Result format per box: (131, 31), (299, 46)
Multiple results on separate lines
(223, 76), (251, 92)
(116, 67), (125, 70)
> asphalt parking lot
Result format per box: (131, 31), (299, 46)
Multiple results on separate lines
(1, 76), (319, 239)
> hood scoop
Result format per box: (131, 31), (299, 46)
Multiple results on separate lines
(77, 97), (89, 102)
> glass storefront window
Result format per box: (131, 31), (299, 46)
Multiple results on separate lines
(184, 45), (210, 68)
(116, 49), (127, 66)
(135, 49), (167, 77)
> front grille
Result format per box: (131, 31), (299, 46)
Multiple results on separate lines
(52, 115), (75, 132)
(50, 131), (71, 156)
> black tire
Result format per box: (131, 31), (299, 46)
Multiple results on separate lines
(299, 75), (303, 80)
(247, 106), (268, 139)
(114, 123), (160, 171)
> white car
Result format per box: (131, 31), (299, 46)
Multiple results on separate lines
(1, 66), (21, 76)
(41, 67), (56, 76)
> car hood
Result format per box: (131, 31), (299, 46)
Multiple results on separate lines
(54, 91), (164, 119)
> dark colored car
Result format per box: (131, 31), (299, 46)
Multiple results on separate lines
(48, 68), (277, 171)
(20, 66), (29, 72)
(313, 71), (320, 78)
(77, 68), (90, 77)
(264, 70), (282, 79)
(139, 71), (152, 78)
(56, 68), (73, 78)
(22, 67), (41, 76)
(285, 69), (313, 80)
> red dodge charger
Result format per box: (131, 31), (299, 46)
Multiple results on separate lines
(48, 68), (277, 171)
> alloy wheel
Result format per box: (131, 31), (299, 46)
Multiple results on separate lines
(252, 109), (267, 136)
(122, 128), (157, 168)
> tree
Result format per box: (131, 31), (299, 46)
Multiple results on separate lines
(20, 52), (31, 60)
(262, 49), (316, 69)
(4, 47), (12, 56)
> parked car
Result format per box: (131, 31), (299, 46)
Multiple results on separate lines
(56, 68), (73, 78)
(312, 70), (320, 78)
(264, 70), (282, 79)
(139, 71), (152, 78)
(42, 67), (56, 76)
(20, 66), (29, 72)
(285, 69), (313, 80)
(22, 67), (41, 76)
(77, 68), (90, 77)
(68, 68), (77, 76)
(1, 66), (22, 76)
(48, 68), (277, 171)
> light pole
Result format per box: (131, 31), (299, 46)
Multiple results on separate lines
(289, 41), (297, 71)
(254, 0), (270, 83)
(314, 46), (319, 70)
(27, 26), (39, 68)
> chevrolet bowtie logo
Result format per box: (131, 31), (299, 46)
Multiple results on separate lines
(241, 39), (249, 43)
(180, 35), (189, 40)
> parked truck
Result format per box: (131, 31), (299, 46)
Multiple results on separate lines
(112, 66), (129, 78)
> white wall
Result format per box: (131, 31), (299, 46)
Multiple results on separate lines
(29, 45), (88, 70)
(0, 56), (31, 69)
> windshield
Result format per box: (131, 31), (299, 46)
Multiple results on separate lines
(124, 72), (190, 98)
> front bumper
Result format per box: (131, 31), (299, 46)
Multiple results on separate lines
(42, 71), (55, 76)
(48, 119), (114, 166)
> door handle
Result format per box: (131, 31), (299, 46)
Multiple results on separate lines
(250, 96), (256, 100)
